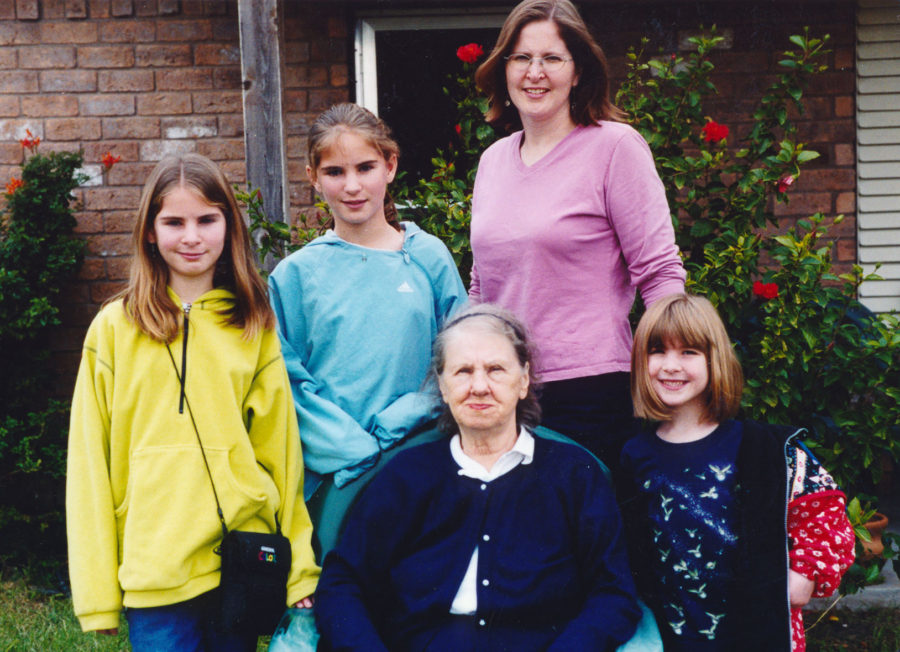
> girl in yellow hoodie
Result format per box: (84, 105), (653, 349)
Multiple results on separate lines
(66, 153), (319, 651)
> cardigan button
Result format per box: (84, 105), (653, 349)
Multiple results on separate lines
(480, 483), (487, 490)
(479, 619), (486, 626)
(482, 534), (490, 542)
(482, 578), (490, 586)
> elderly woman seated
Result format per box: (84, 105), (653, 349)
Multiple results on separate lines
(314, 305), (643, 651)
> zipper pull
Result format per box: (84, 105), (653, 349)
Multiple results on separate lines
(179, 303), (191, 414)
(401, 248), (410, 264)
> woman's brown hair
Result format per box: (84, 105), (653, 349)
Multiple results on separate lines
(475, 0), (624, 131)
(306, 103), (401, 231)
(117, 153), (274, 342)
(631, 294), (743, 424)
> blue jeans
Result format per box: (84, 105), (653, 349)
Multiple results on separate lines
(126, 588), (258, 652)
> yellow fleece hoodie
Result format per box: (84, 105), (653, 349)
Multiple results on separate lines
(66, 288), (319, 632)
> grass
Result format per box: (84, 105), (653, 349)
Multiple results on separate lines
(0, 575), (271, 652)
(804, 608), (900, 652)
(2, 573), (899, 651)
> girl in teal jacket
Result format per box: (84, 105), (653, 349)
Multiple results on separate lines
(269, 104), (466, 505)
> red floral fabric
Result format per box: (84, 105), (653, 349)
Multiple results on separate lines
(787, 490), (855, 651)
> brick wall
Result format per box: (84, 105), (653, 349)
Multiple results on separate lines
(0, 0), (350, 393)
(0, 0), (856, 397)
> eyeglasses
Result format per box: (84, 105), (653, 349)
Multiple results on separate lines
(504, 53), (573, 72)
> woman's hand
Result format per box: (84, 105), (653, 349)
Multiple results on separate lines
(293, 595), (315, 609)
(788, 569), (815, 608)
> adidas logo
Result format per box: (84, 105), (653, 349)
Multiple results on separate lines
(397, 281), (414, 293)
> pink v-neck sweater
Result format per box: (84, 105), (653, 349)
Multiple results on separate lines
(470, 122), (685, 382)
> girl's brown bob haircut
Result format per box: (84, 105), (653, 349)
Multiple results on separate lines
(631, 293), (743, 424)
(117, 153), (273, 343)
(474, 0), (624, 131)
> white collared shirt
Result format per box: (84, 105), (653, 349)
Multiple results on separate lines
(449, 428), (534, 615)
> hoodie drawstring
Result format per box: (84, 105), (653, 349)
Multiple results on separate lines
(179, 303), (191, 414)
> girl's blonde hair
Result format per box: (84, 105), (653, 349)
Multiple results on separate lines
(631, 293), (743, 424)
(307, 103), (401, 231)
(474, 0), (624, 131)
(117, 153), (273, 342)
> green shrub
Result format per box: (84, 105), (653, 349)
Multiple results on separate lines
(0, 141), (87, 569)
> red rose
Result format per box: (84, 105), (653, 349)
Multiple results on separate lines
(456, 43), (484, 64)
(777, 175), (795, 193)
(701, 120), (729, 143)
(454, 124), (462, 136)
(753, 281), (779, 300)
(6, 177), (24, 195)
(102, 151), (122, 169)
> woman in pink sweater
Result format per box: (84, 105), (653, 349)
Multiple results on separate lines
(471, 0), (685, 470)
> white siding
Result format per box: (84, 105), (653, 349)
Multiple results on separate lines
(858, 0), (900, 313)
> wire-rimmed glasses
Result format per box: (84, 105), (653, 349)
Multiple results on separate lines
(504, 53), (573, 72)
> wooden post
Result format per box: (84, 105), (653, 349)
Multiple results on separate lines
(237, 0), (288, 270)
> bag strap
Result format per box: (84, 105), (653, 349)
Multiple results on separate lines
(165, 342), (229, 540)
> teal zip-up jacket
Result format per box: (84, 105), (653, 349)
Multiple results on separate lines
(269, 222), (466, 497)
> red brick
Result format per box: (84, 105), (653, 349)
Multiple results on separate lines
(0, 143), (24, 164)
(308, 88), (348, 112)
(284, 42), (310, 65)
(327, 14), (346, 39)
(283, 90), (308, 113)
(836, 192), (856, 215)
(106, 161), (154, 185)
(139, 138), (196, 160)
(161, 116), (217, 138)
(285, 135), (307, 159)
(772, 192), (832, 217)
(42, 0), (67, 18)
(98, 69), (153, 92)
(310, 38), (347, 64)
(835, 95), (853, 118)
(834, 143), (854, 167)
(798, 119), (854, 144)
(135, 0), (158, 17)
(77, 258), (106, 280)
(194, 43), (239, 66)
(74, 211), (103, 233)
(89, 0), (112, 18)
(100, 19), (155, 43)
(0, 70), (39, 92)
(16, 0), (39, 20)
(104, 209), (138, 232)
(137, 93), (192, 115)
(202, 1), (227, 17)
(212, 67), (241, 90)
(67, 0), (88, 18)
(211, 16), (237, 41)
(284, 65), (328, 89)
(40, 69), (97, 92)
(18, 45), (74, 69)
(102, 116), (160, 138)
(106, 256), (131, 280)
(0, 48), (15, 69)
(83, 141), (138, 162)
(77, 46), (136, 69)
(111, 0), (134, 17)
(86, 232), (133, 255)
(0, 22), (40, 46)
(135, 44), (191, 67)
(0, 97), (19, 116)
(60, 297), (101, 326)
(330, 64), (348, 88)
(91, 281), (127, 303)
(834, 46), (853, 72)
(79, 94), (135, 116)
(84, 186), (141, 211)
(22, 94), (79, 116)
(156, 19), (212, 42)
(40, 22), (98, 44)
(219, 159), (245, 183)
(809, 70), (855, 96)
(800, 168), (856, 192)
(156, 68), (213, 90)
(196, 138), (244, 160)
(159, 0), (180, 14)
(45, 117), (101, 140)
(191, 90), (241, 114)
(835, 239), (855, 262)
(217, 114), (244, 137)
(0, 3), (15, 18)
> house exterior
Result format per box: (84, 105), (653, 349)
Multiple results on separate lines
(0, 0), (893, 394)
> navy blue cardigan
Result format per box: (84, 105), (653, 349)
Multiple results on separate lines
(315, 434), (641, 651)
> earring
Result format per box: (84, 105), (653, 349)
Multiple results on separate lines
(504, 99), (511, 107)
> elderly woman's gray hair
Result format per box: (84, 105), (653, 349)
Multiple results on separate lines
(431, 304), (542, 434)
